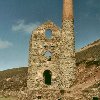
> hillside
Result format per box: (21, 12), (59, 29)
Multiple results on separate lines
(0, 39), (100, 92)
(76, 39), (100, 65)
(0, 67), (28, 91)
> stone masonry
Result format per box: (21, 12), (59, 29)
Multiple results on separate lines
(27, 0), (77, 99)
(27, 21), (63, 90)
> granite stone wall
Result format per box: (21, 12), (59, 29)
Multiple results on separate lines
(27, 18), (76, 89)
(27, 0), (76, 99)
(27, 21), (63, 90)
(60, 19), (76, 88)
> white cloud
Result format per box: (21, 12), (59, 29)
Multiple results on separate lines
(12, 20), (40, 33)
(0, 39), (13, 49)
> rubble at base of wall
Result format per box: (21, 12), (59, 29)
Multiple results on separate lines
(0, 89), (100, 100)
(0, 88), (100, 100)
(14, 89), (99, 100)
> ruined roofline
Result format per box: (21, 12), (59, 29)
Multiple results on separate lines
(31, 20), (61, 33)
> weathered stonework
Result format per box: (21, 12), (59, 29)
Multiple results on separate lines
(61, 19), (76, 88)
(27, 0), (76, 99)
(27, 19), (76, 90)
(27, 21), (63, 90)
(0, 0), (100, 98)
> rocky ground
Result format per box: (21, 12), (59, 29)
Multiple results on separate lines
(0, 39), (100, 99)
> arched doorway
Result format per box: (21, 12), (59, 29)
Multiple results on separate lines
(43, 70), (52, 85)
(93, 97), (99, 100)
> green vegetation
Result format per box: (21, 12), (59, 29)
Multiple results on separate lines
(86, 60), (100, 67)
(76, 59), (100, 67)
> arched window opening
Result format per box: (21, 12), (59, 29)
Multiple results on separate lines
(43, 70), (52, 85)
(45, 29), (52, 39)
(93, 97), (99, 100)
(44, 51), (52, 61)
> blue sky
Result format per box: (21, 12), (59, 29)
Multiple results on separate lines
(0, 0), (100, 70)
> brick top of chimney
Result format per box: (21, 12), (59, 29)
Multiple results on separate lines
(63, 0), (74, 21)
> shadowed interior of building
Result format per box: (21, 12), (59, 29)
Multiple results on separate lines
(43, 70), (52, 85)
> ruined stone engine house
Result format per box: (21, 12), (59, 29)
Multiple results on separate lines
(27, 0), (76, 99)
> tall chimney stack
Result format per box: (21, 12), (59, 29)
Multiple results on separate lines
(61, 0), (76, 89)
(62, 0), (74, 21)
